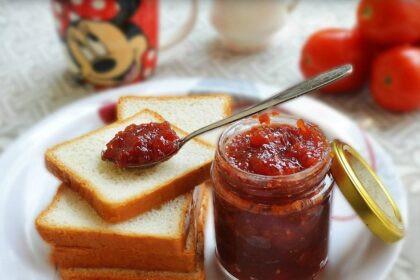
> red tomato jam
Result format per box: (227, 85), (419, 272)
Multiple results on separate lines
(102, 122), (180, 168)
(212, 115), (334, 280)
(225, 118), (330, 176)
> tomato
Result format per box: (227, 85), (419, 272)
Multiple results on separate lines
(98, 102), (117, 124)
(300, 28), (371, 93)
(371, 46), (420, 112)
(357, 0), (420, 45)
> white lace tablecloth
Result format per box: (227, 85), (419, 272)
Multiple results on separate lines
(1, 0), (419, 279)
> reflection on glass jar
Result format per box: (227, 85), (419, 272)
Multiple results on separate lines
(212, 115), (334, 280)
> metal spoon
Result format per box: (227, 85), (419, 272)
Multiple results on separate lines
(132, 64), (353, 168)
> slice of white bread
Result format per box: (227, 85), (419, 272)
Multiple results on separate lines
(45, 109), (214, 222)
(117, 94), (233, 145)
(58, 186), (209, 280)
(52, 221), (196, 272)
(36, 184), (201, 253)
(50, 184), (205, 272)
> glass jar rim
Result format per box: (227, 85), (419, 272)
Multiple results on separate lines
(217, 114), (332, 183)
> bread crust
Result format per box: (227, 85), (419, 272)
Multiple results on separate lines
(59, 267), (204, 280)
(52, 237), (196, 273)
(44, 110), (213, 223)
(35, 185), (198, 254)
(116, 94), (233, 121)
(58, 187), (209, 280)
(49, 186), (206, 272)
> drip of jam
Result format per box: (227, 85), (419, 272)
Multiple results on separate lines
(225, 119), (329, 176)
(102, 122), (180, 168)
(258, 113), (271, 125)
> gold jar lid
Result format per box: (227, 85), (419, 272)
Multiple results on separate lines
(330, 140), (405, 243)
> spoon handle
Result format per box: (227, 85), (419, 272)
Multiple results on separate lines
(182, 64), (353, 144)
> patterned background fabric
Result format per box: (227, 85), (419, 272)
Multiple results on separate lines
(0, 0), (419, 278)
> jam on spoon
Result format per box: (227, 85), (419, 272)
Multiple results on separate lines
(102, 122), (180, 168)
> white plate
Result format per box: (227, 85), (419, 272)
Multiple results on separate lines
(0, 78), (407, 280)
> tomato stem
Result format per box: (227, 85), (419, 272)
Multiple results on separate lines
(384, 76), (392, 86)
(362, 6), (373, 19)
(303, 56), (312, 66)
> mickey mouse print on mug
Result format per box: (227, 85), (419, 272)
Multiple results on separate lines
(51, 0), (198, 88)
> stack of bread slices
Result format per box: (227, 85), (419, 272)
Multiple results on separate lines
(36, 94), (233, 280)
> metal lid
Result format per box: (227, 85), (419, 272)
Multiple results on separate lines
(330, 140), (405, 243)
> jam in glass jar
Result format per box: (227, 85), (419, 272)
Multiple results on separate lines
(211, 115), (334, 280)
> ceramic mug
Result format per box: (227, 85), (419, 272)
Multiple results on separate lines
(51, 0), (197, 87)
(211, 0), (298, 53)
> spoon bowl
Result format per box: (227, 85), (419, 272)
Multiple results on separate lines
(126, 139), (185, 169)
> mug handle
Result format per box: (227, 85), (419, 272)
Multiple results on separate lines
(287, 0), (299, 12)
(159, 0), (199, 51)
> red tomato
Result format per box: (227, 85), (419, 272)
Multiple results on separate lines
(98, 102), (117, 124)
(371, 46), (420, 112)
(357, 0), (420, 45)
(300, 28), (371, 93)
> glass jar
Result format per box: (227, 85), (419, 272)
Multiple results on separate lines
(211, 115), (334, 280)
